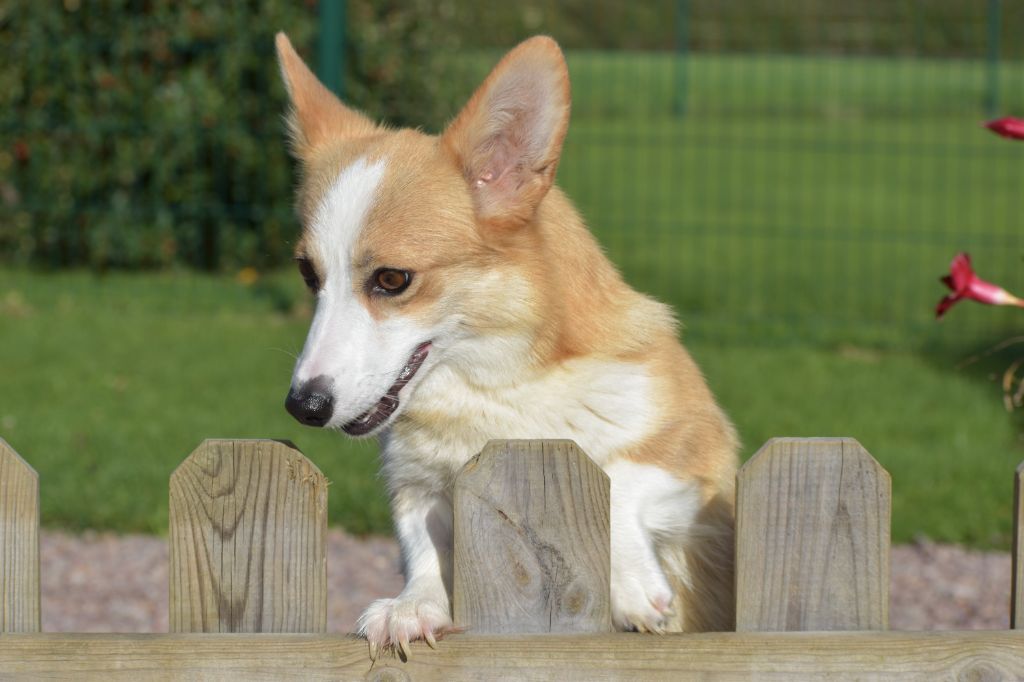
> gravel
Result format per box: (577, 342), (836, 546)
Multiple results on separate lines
(39, 530), (1010, 633)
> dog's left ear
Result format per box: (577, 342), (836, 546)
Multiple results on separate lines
(442, 36), (570, 229)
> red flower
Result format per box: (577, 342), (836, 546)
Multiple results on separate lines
(936, 252), (1024, 318)
(985, 117), (1024, 140)
(12, 140), (29, 164)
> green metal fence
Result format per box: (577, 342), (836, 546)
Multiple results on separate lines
(2, 1), (1023, 349)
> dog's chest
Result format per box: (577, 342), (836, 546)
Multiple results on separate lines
(382, 358), (658, 488)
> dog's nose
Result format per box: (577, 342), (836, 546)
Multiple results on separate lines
(285, 375), (334, 427)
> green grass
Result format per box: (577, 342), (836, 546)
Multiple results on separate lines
(554, 52), (1024, 348)
(0, 269), (389, 536)
(1, 269), (1021, 548)
(695, 342), (1023, 548)
(2, 51), (1023, 548)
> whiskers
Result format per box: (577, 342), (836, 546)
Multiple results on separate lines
(268, 346), (301, 362)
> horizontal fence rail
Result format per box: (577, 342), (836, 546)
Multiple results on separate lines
(1, 437), (1023, 680)
(2, 632), (1024, 681)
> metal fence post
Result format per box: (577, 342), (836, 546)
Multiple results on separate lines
(318, 0), (346, 98)
(673, 0), (689, 117)
(985, 0), (1001, 117)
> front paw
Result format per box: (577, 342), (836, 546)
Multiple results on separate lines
(611, 569), (674, 634)
(356, 595), (456, 659)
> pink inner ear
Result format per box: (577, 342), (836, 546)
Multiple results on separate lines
(472, 130), (528, 190)
(443, 38), (570, 224)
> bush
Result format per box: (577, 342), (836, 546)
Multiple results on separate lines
(0, 1), (465, 270)
(1, 2), (314, 269)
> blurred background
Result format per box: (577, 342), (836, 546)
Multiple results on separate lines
(2, 0), (1023, 548)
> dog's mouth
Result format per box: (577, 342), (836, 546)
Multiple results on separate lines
(341, 341), (432, 436)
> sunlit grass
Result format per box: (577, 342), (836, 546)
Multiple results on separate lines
(1, 269), (1020, 547)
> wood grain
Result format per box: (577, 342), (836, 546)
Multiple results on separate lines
(736, 438), (890, 632)
(1013, 460), (1023, 629)
(1, 631), (1023, 681)
(453, 439), (612, 634)
(0, 438), (39, 633)
(169, 439), (327, 633)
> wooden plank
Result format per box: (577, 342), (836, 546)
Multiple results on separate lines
(1013, 460), (1024, 629)
(169, 439), (327, 633)
(0, 438), (39, 633)
(453, 439), (612, 634)
(1, 631), (1023, 681)
(736, 438), (890, 631)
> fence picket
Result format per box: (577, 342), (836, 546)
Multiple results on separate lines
(735, 437), (890, 632)
(168, 439), (327, 633)
(1013, 461), (1023, 629)
(453, 439), (612, 634)
(0, 438), (39, 633)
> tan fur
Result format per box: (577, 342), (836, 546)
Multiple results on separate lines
(275, 34), (378, 161)
(277, 33), (738, 633)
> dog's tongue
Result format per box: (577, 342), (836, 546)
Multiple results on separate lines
(341, 342), (431, 436)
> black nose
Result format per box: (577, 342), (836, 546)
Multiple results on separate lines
(285, 375), (334, 427)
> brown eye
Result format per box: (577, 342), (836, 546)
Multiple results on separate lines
(372, 268), (412, 295)
(295, 257), (320, 292)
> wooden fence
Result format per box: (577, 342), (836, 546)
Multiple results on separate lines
(1, 436), (1023, 680)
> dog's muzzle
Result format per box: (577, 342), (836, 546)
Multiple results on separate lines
(285, 375), (334, 427)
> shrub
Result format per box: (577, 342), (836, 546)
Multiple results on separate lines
(0, 1), (463, 270)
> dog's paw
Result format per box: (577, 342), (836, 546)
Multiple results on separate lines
(356, 596), (457, 659)
(611, 569), (674, 633)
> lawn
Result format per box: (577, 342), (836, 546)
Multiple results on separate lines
(0, 269), (1021, 548)
(556, 52), (1024, 349)
(1, 51), (1022, 548)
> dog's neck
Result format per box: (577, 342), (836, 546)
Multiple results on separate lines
(516, 186), (676, 368)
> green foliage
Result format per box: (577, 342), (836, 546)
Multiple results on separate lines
(683, 0), (1024, 57)
(1, 1), (315, 270)
(0, 0), (468, 270)
(447, 0), (1023, 57)
(343, 0), (467, 131)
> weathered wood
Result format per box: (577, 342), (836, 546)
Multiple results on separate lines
(736, 437), (890, 632)
(0, 438), (39, 633)
(1013, 460), (1024, 629)
(169, 439), (327, 633)
(453, 439), (612, 634)
(1, 631), (1023, 681)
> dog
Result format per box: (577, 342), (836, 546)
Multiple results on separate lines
(276, 33), (738, 655)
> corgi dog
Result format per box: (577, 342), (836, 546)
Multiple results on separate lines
(276, 33), (738, 653)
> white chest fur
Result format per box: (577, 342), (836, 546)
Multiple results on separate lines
(381, 356), (658, 490)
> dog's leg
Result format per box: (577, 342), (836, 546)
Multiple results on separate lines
(659, 493), (736, 632)
(605, 460), (678, 633)
(357, 487), (456, 657)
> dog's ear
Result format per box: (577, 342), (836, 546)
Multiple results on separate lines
(275, 32), (377, 160)
(442, 36), (570, 229)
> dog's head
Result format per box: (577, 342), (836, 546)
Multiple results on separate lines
(277, 34), (571, 436)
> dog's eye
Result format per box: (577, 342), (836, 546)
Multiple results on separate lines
(295, 257), (320, 292)
(372, 268), (412, 295)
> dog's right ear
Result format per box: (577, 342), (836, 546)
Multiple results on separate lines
(275, 32), (376, 160)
